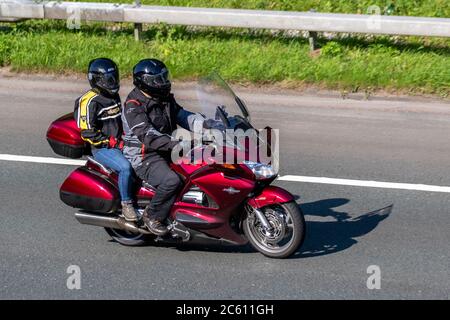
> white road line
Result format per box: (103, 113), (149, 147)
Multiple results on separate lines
(278, 175), (450, 193)
(1, 154), (449, 193)
(0, 154), (85, 166)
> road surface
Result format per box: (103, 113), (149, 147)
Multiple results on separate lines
(0, 75), (448, 299)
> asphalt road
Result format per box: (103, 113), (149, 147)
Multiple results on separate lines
(0, 75), (449, 299)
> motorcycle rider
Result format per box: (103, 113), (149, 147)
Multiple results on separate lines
(122, 58), (216, 235)
(74, 58), (139, 222)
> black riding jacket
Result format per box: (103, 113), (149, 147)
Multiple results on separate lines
(122, 87), (204, 169)
(74, 89), (122, 148)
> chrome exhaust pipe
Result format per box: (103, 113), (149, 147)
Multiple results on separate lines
(74, 212), (151, 235)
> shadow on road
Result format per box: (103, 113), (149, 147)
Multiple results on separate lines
(143, 198), (392, 258)
(147, 235), (254, 254)
(290, 199), (393, 259)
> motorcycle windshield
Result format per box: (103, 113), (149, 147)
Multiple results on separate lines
(195, 72), (250, 127)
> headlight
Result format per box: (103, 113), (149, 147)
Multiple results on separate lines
(244, 161), (277, 180)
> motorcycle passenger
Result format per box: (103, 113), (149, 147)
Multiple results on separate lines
(122, 58), (212, 235)
(74, 58), (139, 222)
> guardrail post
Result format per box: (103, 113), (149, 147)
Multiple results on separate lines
(134, 0), (142, 41)
(308, 31), (318, 52)
(307, 9), (319, 52)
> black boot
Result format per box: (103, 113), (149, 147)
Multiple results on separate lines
(143, 209), (168, 236)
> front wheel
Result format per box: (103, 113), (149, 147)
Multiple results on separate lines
(243, 201), (305, 258)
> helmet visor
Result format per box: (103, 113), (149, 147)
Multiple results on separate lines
(96, 71), (120, 90)
(141, 70), (171, 88)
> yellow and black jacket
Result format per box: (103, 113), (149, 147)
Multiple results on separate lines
(74, 89), (122, 148)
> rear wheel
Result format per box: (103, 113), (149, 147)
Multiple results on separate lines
(243, 201), (305, 258)
(104, 227), (153, 246)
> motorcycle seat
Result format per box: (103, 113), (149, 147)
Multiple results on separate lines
(86, 156), (113, 174)
(87, 157), (156, 191)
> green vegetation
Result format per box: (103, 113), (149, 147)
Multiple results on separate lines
(72, 0), (450, 18)
(0, 0), (449, 96)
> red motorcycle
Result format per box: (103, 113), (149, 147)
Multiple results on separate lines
(46, 73), (305, 258)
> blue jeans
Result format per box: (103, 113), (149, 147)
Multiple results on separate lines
(92, 148), (134, 202)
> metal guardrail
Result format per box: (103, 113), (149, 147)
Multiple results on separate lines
(1, 0), (450, 38)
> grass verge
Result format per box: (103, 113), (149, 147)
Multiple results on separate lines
(0, 20), (449, 97)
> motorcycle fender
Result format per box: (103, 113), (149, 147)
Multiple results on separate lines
(247, 186), (295, 209)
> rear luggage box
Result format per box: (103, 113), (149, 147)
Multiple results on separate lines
(46, 113), (89, 159)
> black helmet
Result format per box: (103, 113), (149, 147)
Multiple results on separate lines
(88, 58), (120, 96)
(133, 59), (171, 98)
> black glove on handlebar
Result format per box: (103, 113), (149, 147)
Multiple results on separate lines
(203, 119), (225, 131)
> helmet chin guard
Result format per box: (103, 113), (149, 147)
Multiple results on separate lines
(88, 58), (120, 97)
(133, 58), (172, 98)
